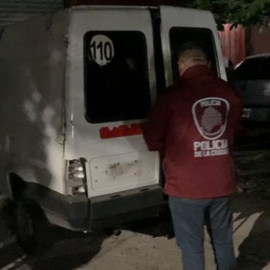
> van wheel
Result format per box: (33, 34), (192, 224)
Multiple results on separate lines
(0, 198), (15, 237)
(14, 199), (47, 254)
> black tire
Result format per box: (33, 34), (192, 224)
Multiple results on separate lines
(13, 198), (48, 254)
(0, 197), (15, 233)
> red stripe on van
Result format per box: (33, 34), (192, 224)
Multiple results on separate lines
(100, 123), (142, 139)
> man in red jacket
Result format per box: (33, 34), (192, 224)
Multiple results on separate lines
(142, 42), (242, 270)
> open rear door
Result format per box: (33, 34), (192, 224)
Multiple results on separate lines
(66, 7), (160, 198)
(160, 6), (226, 86)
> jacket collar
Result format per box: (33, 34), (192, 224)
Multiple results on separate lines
(180, 65), (214, 81)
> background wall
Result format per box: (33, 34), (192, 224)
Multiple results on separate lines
(219, 24), (246, 66)
(249, 25), (270, 55)
(0, 0), (63, 28)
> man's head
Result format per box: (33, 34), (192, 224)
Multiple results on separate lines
(177, 42), (210, 77)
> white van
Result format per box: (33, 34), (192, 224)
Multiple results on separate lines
(0, 5), (226, 250)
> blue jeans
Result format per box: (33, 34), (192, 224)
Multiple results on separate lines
(169, 196), (235, 270)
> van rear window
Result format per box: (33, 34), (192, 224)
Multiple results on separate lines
(169, 27), (219, 82)
(83, 31), (151, 123)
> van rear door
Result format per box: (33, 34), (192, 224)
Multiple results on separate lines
(66, 7), (160, 198)
(159, 5), (226, 85)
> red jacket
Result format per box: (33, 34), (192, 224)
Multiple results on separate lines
(142, 65), (243, 199)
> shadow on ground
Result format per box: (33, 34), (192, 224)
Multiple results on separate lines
(121, 206), (175, 240)
(233, 193), (270, 270)
(124, 193), (270, 270)
(1, 193), (270, 270)
(0, 225), (107, 270)
(0, 242), (25, 270)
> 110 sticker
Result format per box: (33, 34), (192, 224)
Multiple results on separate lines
(89, 35), (115, 67)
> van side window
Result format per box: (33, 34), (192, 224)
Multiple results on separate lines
(169, 27), (218, 82)
(83, 31), (151, 123)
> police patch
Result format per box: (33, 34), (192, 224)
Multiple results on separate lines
(192, 97), (229, 140)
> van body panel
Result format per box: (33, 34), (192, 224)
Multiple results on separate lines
(89, 151), (159, 193)
(0, 10), (69, 194)
(65, 7), (160, 197)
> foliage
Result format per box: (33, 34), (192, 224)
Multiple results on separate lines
(189, 0), (270, 28)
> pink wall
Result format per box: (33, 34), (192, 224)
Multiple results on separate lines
(219, 24), (246, 66)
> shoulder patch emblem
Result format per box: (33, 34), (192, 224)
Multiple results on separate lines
(192, 97), (229, 140)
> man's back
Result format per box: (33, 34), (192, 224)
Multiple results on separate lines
(142, 42), (242, 270)
(143, 65), (242, 199)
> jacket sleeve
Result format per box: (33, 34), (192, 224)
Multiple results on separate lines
(141, 92), (171, 153)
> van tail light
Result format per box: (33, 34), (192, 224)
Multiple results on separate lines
(65, 158), (87, 196)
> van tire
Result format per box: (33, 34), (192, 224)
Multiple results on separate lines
(0, 197), (14, 228)
(13, 198), (47, 254)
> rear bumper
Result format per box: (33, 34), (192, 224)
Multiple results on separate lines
(24, 183), (166, 231)
(90, 185), (165, 230)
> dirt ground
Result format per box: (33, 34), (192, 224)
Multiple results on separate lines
(1, 193), (270, 270)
